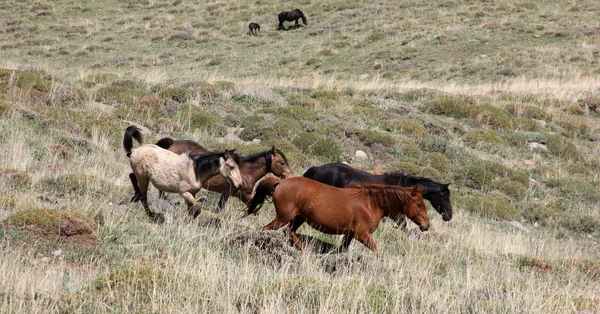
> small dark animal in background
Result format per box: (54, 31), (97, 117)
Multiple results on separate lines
(249, 22), (260, 36)
(277, 8), (307, 30)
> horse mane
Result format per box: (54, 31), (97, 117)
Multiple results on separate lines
(188, 151), (227, 178)
(243, 149), (288, 164)
(384, 171), (437, 186)
(353, 184), (413, 213)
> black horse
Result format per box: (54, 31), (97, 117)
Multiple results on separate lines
(303, 162), (452, 231)
(249, 22), (260, 36)
(277, 9), (307, 30)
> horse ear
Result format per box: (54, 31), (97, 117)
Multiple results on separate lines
(412, 185), (423, 196)
(271, 146), (276, 154)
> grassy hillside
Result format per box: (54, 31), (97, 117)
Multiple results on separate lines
(1, 0), (600, 313)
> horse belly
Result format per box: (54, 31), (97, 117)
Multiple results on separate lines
(299, 200), (355, 235)
(304, 220), (349, 235)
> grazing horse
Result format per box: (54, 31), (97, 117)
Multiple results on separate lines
(303, 162), (452, 232)
(155, 137), (294, 210)
(277, 9), (307, 30)
(249, 22), (260, 36)
(123, 126), (243, 223)
(247, 177), (430, 258)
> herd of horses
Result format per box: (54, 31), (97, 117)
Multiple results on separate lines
(123, 126), (453, 257)
(248, 8), (308, 35)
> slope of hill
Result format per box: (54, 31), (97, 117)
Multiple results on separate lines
(1, 0), (599, 313)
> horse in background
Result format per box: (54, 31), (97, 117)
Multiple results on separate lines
(123, 126), (242, 223)
(249, 22), (260, 36)
(303, 162), (452, 232)
(277, 9), (307, 30)
(155, 137), (293, 210)
(247, 176), (429, 258)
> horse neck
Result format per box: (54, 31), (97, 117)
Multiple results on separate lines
(240, 156), (270, 187)
(193, 156), (222, 182)
(394, 174), (437, 194)
(368, 186), (411, 218)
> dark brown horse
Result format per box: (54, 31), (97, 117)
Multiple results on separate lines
(123, 126), (242, 223)
(155, 137), (294, 210)
(247, 177), (430, 257)
(249, 22), (260, 36)
(277, 9), (307, 30)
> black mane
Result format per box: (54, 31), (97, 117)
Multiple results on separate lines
(189, 151), (226, 179)
(384, 171), (437, 187)
(243, 149), (288, 164)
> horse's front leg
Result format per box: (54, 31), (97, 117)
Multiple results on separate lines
(287, 216), (306, 251)
(355, 232), (381, 258)
(217, 191), (230, 212)
(181, 192), (200, 219)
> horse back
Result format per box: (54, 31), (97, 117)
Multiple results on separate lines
(303, 162), (388, 188)
(166, 139), (209, 155)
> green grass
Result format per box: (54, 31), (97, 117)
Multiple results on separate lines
(0, 0), (600, 312)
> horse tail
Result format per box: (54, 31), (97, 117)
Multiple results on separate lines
(123, 125), (143, 158)
(247, 176), (281, 215)
(155, 137), (174, 150)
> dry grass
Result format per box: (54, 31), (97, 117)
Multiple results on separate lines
(1, 0), (600, 312)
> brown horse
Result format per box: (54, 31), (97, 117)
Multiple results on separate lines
(247, 177), (430, 257)
(124, 126), (243, 223)
(155, 137), (293, 210)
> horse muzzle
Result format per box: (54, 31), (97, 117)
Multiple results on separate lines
(419, 224), (430, 232)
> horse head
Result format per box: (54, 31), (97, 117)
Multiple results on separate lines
(269, 146), (294, 179)
(220, 149), (243, 189)
(295, 9), (307, 25)
(403, 186), (430, 231)
(428, 183), (452, 221)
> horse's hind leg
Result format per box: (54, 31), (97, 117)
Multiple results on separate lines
(354, 232), (381, 258)
(138, 177), (165, 223)
(129, 173), (143, 203)
(337, 232), (354, 254)
(287, 216), (306, 251)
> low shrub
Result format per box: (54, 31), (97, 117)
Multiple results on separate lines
(545, 134), (581, 161)
(425, 96), (469, 118)
(425, 152), (452, 173)
(503, 103), (552, 122)
(463, 195), (517, 220)
(292, 133), (340, 159)
(1, 168), (31, 188)
(94, 86), (135, 106)
(457, 165), (492, 189)
(494, 179), (527, 200)
(5, 208), (96, 237)
(178, 106), (227, 136)
(394, 161), (422, 176)
(357, 130), (396, 147)
(468, 104), (514, 129)
(387, 119), (429, 138)
(463, 130), (505, 147)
